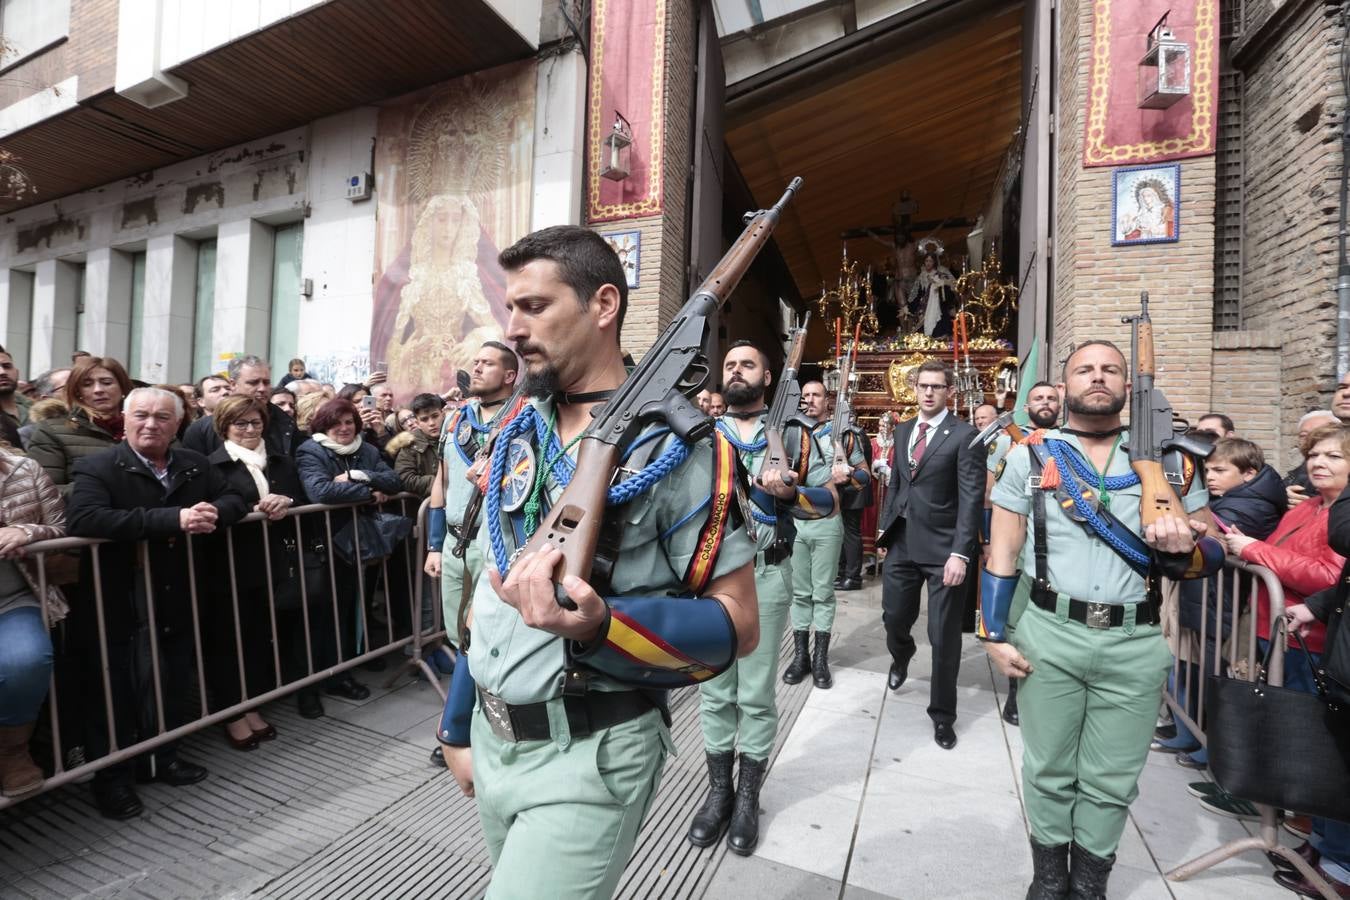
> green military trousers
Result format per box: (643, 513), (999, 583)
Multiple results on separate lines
(440, 540), (483, 650)
(790, 518), (843, 633)
(1011, 598), (1172, 857)
(698, 557), (791, 760)
(472, 704), (672, 899)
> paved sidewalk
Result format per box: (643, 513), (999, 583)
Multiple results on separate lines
(701, 580), (1289, 899)
(0, 579), (1295, 898)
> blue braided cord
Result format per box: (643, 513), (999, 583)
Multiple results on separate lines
(715, 420), (767, 453)
(1045, 440), (1150, 571)
(1052, 438), (1139, 490)
(485, 405), (693, 576)
(485, 405), (541, 576)
(660, 496), (709, 542)
(747, 486), (778, 525)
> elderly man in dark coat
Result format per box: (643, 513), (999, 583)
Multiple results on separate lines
(67, 387), (248, 820)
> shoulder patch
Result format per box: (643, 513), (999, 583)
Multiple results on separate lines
(994, 457), (1008, 481)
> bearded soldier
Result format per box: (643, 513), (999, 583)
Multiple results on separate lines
(687, 342), (836, 855)
(981, 341), (1221, 899)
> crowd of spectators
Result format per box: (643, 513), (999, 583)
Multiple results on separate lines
(0, 348), (467, 820)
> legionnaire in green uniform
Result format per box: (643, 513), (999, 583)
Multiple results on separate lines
(688, 344), (836, 856)
(784, 380), (869, 689)
(981, 342), (1220, 899)
(983, 381), (1061, 727)
(423, 341), (520, 650)
(432, 227), (760, 900)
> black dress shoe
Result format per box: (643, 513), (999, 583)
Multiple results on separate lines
(840, 578), (863, 591)
(92, 781), (143, 820)
(429, 746), (446, 768)
(325, 673), (371, 700)
(156, 759), (208, 786)
(832, 577), (846, 590)
(934, 722), (957, 750)
(888, 664), (905, 691)
(297, 689), (325, 719)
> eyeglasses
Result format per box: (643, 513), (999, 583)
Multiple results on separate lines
(232, 420), (265, 431)
(400, 417), (416, 425)
(916, 383), (949, 393)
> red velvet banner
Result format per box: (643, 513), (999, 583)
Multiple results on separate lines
(586, 0), (665, 223)
(1083, 0), (1218, 167)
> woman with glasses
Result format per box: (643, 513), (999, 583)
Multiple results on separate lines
(205, 397), (320, 745)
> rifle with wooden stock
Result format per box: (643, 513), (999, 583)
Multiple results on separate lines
(529, 178), (803, 609)
(1122, 291), (1189, 527)
(756, 314), (811, 487)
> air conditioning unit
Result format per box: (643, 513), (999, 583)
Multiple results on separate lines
(346, 172), (372, 202)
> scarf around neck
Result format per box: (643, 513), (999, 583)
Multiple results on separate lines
(311, 432), (363, 456)
(224, 440), (270, 500)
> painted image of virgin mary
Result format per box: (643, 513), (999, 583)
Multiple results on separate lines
(1118, 177), (1176, 242)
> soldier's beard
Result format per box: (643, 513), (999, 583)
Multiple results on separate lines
(1066, 390), (1125, 417)
(723, 381), (765, 408)
(1029, 407), (1059, 427)
(522, 365), (562, 399)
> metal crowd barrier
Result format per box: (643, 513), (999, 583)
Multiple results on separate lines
(1162, 558), (1340, 900)
(0, 493), (448, 811)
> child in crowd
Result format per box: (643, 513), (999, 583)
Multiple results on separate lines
(1153, 437), (1287, 768)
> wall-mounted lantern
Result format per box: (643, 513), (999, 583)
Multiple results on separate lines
(600, 112), (633, 181)
(1138, 13), (1191, 110)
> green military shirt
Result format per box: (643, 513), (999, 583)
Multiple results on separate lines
(987, 432), (1013, 475)
(713, 414), (832, 553)
(795, 421), (860, 535)
(990, 428), (1207, 605)
(469, 397), (757, 705)
(440, 399), (498, 528)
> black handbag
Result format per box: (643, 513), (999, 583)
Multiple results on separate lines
(273, 535), (329, 612)
(333, 509), (413, 567)
(1208, 623), (1350, 821)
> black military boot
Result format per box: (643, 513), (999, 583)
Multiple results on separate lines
(1068, 844), (1115, 900)
(1026, 839), (1070, 899)
(1003, 678), (1020, 726)
(726, 754), (768, 856)
(782, 630), (811, 685)
(812, 631), (833, 689)
(687, 751), (736, 847)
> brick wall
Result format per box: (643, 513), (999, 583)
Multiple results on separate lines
(1212, 330), (1287, 464)
(0, 0), (117, 107)
(1054, 0), (1217, 426)
(1235, 0), (1345, 458)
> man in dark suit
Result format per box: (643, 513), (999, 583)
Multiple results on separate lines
(878, 359), (983, 749)
(68, 387), (248, 819)
(182, 355), (297, 458)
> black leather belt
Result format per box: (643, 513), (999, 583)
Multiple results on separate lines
(477, 688), (654, 743)
(762, 543), (792, 566)
(1031, 584), (1162, 629)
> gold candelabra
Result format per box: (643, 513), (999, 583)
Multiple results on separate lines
(954, 252), (1019, 339)
(817, 246), (880, 347)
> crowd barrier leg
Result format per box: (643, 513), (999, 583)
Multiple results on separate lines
(383, 498), (447, 702)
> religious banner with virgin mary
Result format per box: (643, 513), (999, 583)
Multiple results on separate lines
(370, 61), (536, 399)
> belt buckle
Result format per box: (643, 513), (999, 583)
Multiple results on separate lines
(1084, 602), (1113, 630)
(479, 689), (516, 741)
